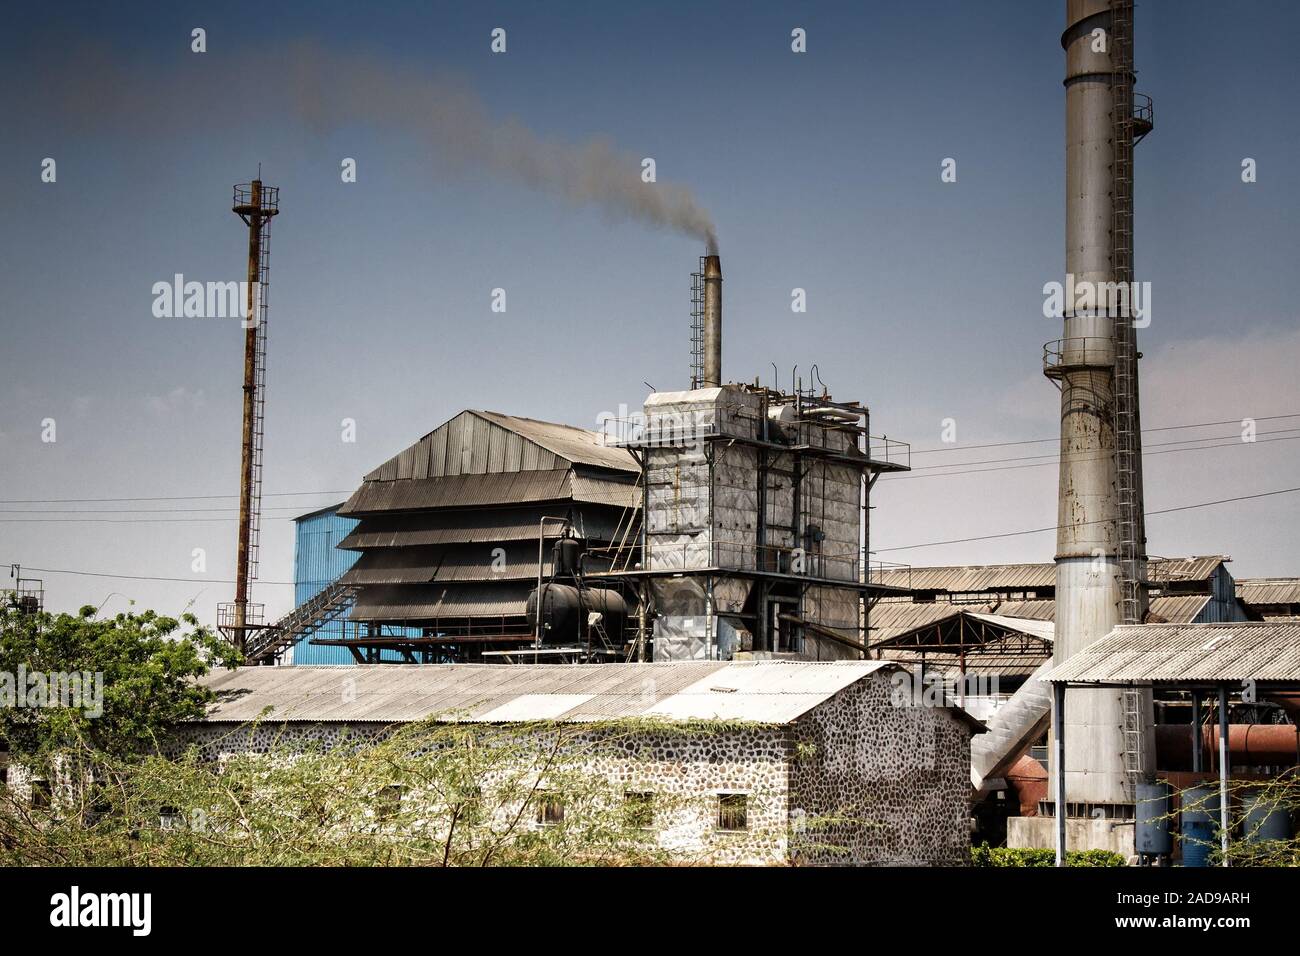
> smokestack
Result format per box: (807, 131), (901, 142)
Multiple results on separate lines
(702, 254), (722, 387)
(1049, 0), (1153, 812)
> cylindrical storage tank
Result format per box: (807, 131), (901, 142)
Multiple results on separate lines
(1135, 781), (1172, 856)
(1242, 789), (1292, 844)
(526, 584), (634, 644)
(552, 537), (584, 576)
(1179, 785), (1221, 867)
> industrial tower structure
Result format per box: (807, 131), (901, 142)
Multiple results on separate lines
(1044, 0), (1155, 820)
(218, 179), (279, 654)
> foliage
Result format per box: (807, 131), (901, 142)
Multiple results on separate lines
(0, 718), (802, 867)
(1169, 776), (1300, 867)
(970, 843), (1125, 867)
(0, 605), (238, 768)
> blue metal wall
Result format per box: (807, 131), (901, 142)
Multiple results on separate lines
(291, 506), (361, 664)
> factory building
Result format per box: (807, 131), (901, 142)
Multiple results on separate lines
(188, 660), (983, 866)
(322, 410), (641, 662)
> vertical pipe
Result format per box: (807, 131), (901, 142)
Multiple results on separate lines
(1191, 693), (1203, 772)
(1054, 681), (1067, 866)
(702, 255), (722, 387)
(1218, 685), (1230, 867)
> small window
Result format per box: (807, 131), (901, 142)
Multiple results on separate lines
(377, 785), (405, 821)
(159, 805), (183, 830)
(536, 791), (564, 826)
(717, 792), (748, 831)
(0, 766), (8, 789)
(31, 779), (51, 810)
(624, 791), (654, 829)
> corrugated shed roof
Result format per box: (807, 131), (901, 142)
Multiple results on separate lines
(875, 556), (1228, 593)
(966, 612), (1055, 642)
(198, 661), (899, 724)
(350, 582), (529, 621)
(338, 470), (638, 516)
(340, 545), (543, 586)
(1236, 578), (1300, 605)
(472, 411), (639, 474)
(337, 508), (624, 550)
(1046, 622), (1300, 684)
(871, 594), (1207, 640)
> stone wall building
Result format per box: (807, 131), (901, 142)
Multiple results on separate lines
(190, 660), (980, 866)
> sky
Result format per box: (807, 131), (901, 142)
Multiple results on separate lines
(0, 0), (1297, 625)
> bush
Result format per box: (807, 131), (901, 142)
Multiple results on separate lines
(971, 843), (1125, 867)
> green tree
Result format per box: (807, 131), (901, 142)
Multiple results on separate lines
(0, 605), (237, 768)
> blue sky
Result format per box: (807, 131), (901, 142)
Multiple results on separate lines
(1, 1), (1297, 622)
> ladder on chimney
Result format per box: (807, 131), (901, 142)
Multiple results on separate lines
(248, 229), (272, 579)
(1110, 0), (1148, 800)
(689, 257), (705, 388)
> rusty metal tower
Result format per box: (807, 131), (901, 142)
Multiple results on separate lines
(218, 178), (279, 653)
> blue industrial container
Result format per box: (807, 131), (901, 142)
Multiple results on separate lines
(291, 504), (362, 664)
(1179, 785), (1222, 867)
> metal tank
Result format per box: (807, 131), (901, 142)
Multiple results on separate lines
(1179, 785), (1221, 867)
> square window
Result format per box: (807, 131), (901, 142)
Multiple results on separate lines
(624, 791), (654, 829)
(537, 791), (564, 826)
(717, 792), (748, 831)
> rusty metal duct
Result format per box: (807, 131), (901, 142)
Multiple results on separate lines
(702, 254), (722, 387)
(1047, 0), (1155, 812)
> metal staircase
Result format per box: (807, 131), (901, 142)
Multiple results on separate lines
(1110, 0), (1152, 800)
(244, 581), (357, 664)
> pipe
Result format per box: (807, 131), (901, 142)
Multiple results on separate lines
(1005, 754), (1049, 817)
(1219, 686), (1230, 867)
(702, 254), (722, 387)
(1155, 724), (1298, 770)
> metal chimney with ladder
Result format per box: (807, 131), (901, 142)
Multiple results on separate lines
(218, 178), (279, 655)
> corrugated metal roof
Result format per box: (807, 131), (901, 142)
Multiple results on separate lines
(339, 471), (574, 515)
(1236, 578), (1300, 605)
(876, 556), (1228, 593)
(472, 411), (639, 473)
(338, 508), (624, 550)
(1046, 622), (1300, 684)
(871, 594), (1207, 641)
(350, 582), (529, 621)
(198, 661), (897, 724)
(339, 470), (638, 516)
(341, 546), (543, 586)
(966, 612), (1055, 642)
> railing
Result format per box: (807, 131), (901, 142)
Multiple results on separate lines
(216, 602), (265, 629)
(599, 415), (721, 449)
(1042, 336), (1116, 376)
(866, 560), (912, 589)
(867, 436), (911, 470)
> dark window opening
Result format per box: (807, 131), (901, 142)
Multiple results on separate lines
(624, 791), (654, 829)
(718, 792), (748, 831)
(537, 791), (564, 826)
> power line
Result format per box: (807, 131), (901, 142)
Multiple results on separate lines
(881, 431), (1300, 481)
(873, 485), (1300, 553)
(907, 412), (1300, 456)
(9, 484), (1298, 585)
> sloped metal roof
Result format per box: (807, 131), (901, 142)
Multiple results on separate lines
(339, 470), (638, 516)
(875, 556), (1228, 593)
(1046, 622), (1300, 684)
(350, 582), (529, 621)
(1236, 578), (1300, 605)
(472, 411), (639, 474)
(340, 544), (542, 585)
(198, 661), (898, 724)
(337, 508), (624, 550)
(966, 612), (1055, 642)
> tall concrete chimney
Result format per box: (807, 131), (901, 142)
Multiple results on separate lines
(702, 254), (722, 387)
(1050, 0), (1154, 814)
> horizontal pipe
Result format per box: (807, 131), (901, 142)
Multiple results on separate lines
(1155, 724), (1299, 771)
